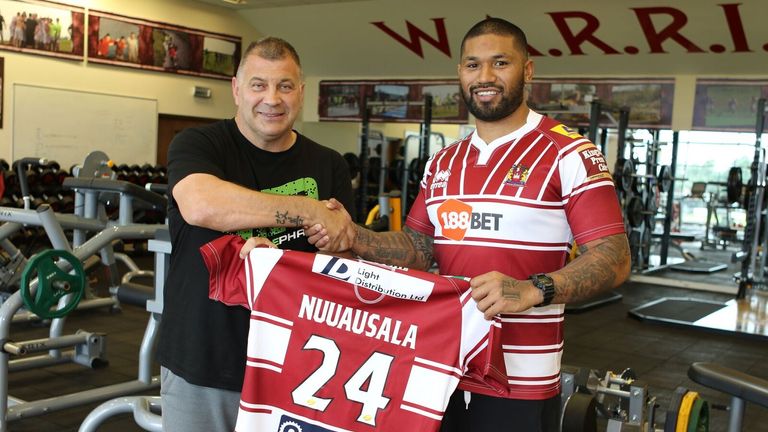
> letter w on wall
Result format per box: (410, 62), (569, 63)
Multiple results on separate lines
(371, 18), (451, 58)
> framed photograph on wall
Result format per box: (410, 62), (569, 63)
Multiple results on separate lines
(88, 9), (241, 80)
(319, 79), (467, 124)
(0, 57), (3, 128)
(692, 79), (768, 132)
(0, 0), (85, 60)
(528, 78), (675, 129)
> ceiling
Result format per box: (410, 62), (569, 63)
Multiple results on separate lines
(195, 0), (369, 10)
(197, 0), (768, 78)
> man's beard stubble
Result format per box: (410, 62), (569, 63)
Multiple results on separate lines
(462, 79), (525, 122)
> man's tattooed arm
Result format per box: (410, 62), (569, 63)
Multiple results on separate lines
(274, 211), (304, 227)
(551, 233), (631, 304)
(352, 225), (434, 271)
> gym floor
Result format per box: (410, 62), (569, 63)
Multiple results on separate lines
(5, 250), (768, 432)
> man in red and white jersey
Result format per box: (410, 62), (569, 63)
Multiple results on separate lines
(308, 18), (631, 432)
(200, 234), (500, 432)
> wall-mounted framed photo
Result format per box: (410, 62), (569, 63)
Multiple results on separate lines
(0, 56), (3, 128)
(319, 79), (468, 124)
(0, 0), (85, 61)
(692, 79), (768, 132)
(87, 9), (241, 80)
(528, 78), (675, 129)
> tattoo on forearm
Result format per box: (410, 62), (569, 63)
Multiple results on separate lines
(275, 211), (304, 227)
(354, 226), (434, 270)
(560, 235), (629, 302)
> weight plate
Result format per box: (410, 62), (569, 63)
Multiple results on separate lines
(20, 249), (86, 319)
(676, 391), (699, 432)
(659, 165), (673, 193)
(665, 386), (689, 432)
(726, 167), (743, 204)
(614, 159), (634, 194)
(626, 195), (645, 228)
(641, 224), (652, 266)
(560, 392), (597, 432)
(687, 397), (709, 432)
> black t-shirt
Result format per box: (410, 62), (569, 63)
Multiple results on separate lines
(157, 118), (355, 391)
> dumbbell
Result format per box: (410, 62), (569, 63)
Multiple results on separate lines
(37, 161), (60, 195)
(2, 171), (19, 198)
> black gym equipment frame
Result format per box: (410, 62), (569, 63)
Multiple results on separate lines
(355, 94), (434, 226)
(629, 99), (768, 341)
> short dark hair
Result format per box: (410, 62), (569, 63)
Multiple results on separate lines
(460, 18), (529, 58)
(236, 36), (302, 79)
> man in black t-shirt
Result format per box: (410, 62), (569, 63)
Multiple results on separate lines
(157, 37), (356, 432)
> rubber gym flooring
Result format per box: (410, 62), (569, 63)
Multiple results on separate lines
(5, 252), (768, 432)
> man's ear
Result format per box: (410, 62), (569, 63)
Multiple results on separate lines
(524, 59), (534, 83)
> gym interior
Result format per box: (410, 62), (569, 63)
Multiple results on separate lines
(0, 0), (766, 431)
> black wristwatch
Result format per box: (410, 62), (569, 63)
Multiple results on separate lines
(530, 273), (555, 307)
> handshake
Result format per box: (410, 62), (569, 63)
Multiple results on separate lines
(304, 198), (357, 253)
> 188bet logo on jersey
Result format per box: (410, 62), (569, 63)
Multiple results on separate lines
(436, 199), (503, 241)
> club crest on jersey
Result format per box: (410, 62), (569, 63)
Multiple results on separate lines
(430, 168), (451, 190)
(277, 415), (332, 432)
(504, 164), (529, 187)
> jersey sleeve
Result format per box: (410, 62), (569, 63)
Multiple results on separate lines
(199, 234), (284, 309)
(558, 140), (626, 244)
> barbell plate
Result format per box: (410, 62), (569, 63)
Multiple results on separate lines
(726, 166), (743, 204)
(686, 397), (708, 432)
(641, 224), (652, 265)
(560, 392), (597, 432)
(19, 249), (86, 319)
(614, 158), (634, 194)
(659, 165), (673, 192)
(675, 391), (699, 432)
(664, 386), (689, 432)
(626, 195), (645, 228)
(629, 229), (641, 264)
(390, 158), (405, 186)
(647, 185), (659, 216)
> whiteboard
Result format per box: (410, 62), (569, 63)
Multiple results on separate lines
(13, 84), (158, 171)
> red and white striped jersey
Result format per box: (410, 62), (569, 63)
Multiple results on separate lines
(200, 235), (500, 431)
(406, 110), (626, 400)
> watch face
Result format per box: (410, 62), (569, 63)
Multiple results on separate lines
(534, 274), (553, 287)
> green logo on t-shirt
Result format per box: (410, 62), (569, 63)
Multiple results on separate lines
(236, 177), (319, 245)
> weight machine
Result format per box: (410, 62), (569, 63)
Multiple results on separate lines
(0, 151), (167, 430)
(560, 360), (768, 432)
(355, 94), (439, 229)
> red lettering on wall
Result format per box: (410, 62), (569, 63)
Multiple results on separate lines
(527, 44), (544, 56)
(547, 11), (620, 55)
(632, 7), (705, 53)
(720, 3), (751, 52)
(371, 18), (451, 58)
